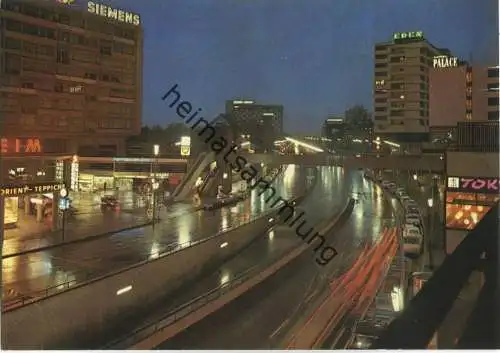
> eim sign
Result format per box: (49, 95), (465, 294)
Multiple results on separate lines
(447, 176), (500, 194)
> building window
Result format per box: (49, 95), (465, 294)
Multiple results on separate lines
(84, 72), (97, 80)
(375, 107), (386, 112)
(375, 54), (387, 60)
(391, 110), (404, 117)
(5, 37), (22, 50)
(487, 83), (499, 90)
(487, 68), (499, 78)
(375, 98), (386, 103)
(374, 116), (387, 121)
(375, 71), (387, 77)
(59, 31), (70, 43)
(487, 111), (498, 120)
(488, 97), (499, 106)
(391, 83), (404, 89)
(5, 53), (21, 74)
(375, 63), (387, 69)
(6, 19), (22, 32)
(22, 82), (34, 89)
(57, 48), (70, 64)
(100, 46), (112, 56)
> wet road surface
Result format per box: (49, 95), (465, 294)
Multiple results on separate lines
(157, 169), (397, 349)
(2, 166), (307, 300)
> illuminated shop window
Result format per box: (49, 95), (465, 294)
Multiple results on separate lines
(445, 192), (500, 230)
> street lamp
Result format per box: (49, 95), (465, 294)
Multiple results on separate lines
(413, 173), (418, 181)
(426, 197), (435, 270)
(152, 145), (160, 226)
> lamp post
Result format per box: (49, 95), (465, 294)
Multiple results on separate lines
(426, 197), (435, 270)
(152, 145), (160, 226)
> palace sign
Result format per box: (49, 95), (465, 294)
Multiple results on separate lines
(87, 1), (140, 26)
(393, 31), (424, 41)
(433, 55), (458, 69)
(0, 183), (65, 197)
(447, 176), (500, 194)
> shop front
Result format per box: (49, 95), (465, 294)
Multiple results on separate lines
(444, 176), (500, 254)
(1, 182), (66, 229)
(445, 151), (499, 254)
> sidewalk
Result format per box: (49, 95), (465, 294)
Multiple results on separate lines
(3, 210), (149, 256)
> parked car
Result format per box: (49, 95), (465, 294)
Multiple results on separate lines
(403, 234), (423, 256)
(101, 196), (119, 210)
(405, 215), (422, 227)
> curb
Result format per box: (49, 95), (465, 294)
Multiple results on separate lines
(2, 221), (153, 259)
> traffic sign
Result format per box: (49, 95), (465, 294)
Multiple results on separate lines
(146, 209), (153, 218)
(60, 188), (68, 198)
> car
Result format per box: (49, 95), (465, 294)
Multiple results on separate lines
(403, 234), (423, 256)
(381, 180), (392, 188)
(396, 187), (405, 195)
(405, 215), (421, 227)
(406, 209), (421, 217)
(101, 196), (119, 210)
(405, 200), (418, 208)
(403, 224), (423, 238)
(400, 195), (411, 203)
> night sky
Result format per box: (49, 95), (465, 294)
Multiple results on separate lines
(96, 0), (497, 133)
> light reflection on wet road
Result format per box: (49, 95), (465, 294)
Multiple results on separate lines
(2, 166), (308, 299)
(157, 168), (397, 349)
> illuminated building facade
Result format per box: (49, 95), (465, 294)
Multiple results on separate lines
(225, 100), (284, 152)
(444, 121), (499, 254)
(373, 31), (453, 142)
(0, 0), (143, 156)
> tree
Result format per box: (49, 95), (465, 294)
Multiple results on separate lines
(344, 105), (373, 133)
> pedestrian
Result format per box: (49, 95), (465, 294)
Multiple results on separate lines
(104, 182), (107, 191)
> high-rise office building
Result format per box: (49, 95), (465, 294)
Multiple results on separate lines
(225, 99), (283, 152)
(486, 66), (499, 121)
(373, 31), (453, 143)
(0, 0), (143, 156)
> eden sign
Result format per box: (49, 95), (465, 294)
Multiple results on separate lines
(447, 176), (500, 194)
(393, 31), (424, 41)
(433, 55), (458, 69)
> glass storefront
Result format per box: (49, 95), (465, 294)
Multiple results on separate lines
(4, 197), (19, 227)
(445, 191), (499, 230)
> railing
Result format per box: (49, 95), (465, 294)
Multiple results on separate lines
(2, 210), (277, 311)
(103, 246), (295, 349)
(372, 203), (499, 349)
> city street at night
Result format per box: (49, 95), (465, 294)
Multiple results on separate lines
(157, 170), (398, 349)
(0, 0), (496, 350)
(2, 166), (308, 304)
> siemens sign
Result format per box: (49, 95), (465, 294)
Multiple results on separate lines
(87, 1), (140, 26)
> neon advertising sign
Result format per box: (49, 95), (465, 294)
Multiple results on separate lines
(433, 55), (458, 69)
(393, 31), (424, 42)
(447, 176), (500, 194)
(87, 1), (141, 26)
